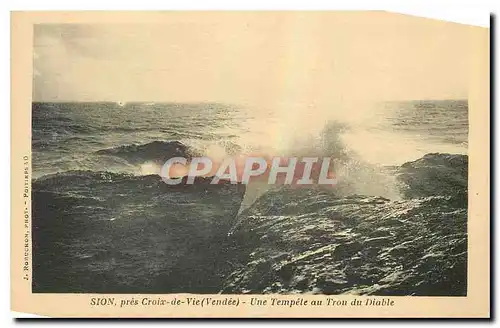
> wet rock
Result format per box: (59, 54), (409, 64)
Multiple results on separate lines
(397, 153), (468, 199)
(221, 154), (467, 295)
(333, 241), (363, 260)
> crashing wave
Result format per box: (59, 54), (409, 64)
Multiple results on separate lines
(95, 140), (193, 165)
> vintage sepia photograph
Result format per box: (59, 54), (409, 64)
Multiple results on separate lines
(11, 10), (490, 318)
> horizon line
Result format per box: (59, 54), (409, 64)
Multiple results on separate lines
(32, 98), (469, 104)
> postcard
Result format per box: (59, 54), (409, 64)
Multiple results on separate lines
(11, 11), (490, 318)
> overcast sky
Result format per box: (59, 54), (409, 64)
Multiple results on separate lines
(33, 12), (474, 104)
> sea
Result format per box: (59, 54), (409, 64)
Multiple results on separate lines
(32, 100), (468, 295)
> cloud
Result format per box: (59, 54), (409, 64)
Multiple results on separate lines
(32, 12), (474, 103)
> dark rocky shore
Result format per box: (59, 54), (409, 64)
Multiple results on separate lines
(32, 151), (468, 295)
(221, 153), (468, 295)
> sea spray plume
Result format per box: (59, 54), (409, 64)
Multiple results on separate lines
(92, 118), (400, 200)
